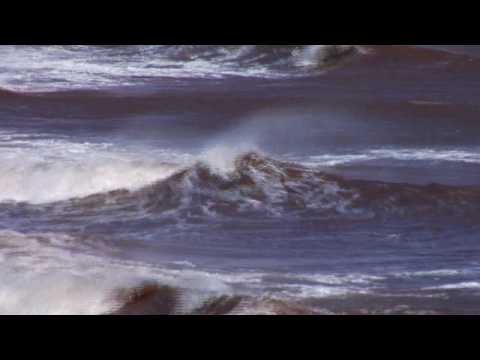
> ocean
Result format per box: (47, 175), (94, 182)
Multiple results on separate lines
(0, 45), (479, 314)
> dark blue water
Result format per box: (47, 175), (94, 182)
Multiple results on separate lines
(0, 45), (480, 314)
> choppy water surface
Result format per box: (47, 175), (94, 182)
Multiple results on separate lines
(1, 45), (480, 314)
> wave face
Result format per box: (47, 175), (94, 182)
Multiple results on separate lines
(2, 45), (480, 315)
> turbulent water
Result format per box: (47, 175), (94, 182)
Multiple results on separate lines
(1, 45), (480, 315)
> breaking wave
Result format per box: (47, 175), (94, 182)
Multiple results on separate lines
(0, 131), (184, 204)
(2, 132), (479, 221)
(53, 151), (480, 220)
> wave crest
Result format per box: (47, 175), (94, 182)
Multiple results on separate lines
(64, 152), (480, 220)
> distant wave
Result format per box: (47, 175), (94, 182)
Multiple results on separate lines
(0, 45), (478, 93)
(0, 45), (363, 92)
(298, 148), (480, 167)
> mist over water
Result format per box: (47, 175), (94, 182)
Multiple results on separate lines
(1, 45), (480, 314)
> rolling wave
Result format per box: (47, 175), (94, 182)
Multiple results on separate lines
(2, 132), (479, 220)
(59, 152), (480, 220)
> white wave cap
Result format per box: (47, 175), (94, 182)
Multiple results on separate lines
(0, 131), (185, 204)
